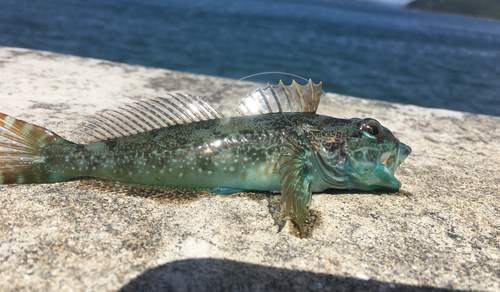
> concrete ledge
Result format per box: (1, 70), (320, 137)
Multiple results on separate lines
(0, 46), (499, 291)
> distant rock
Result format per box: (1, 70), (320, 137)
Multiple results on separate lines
(405, 0), (500, 20)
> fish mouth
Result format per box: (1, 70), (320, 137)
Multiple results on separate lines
(338, 141), (412, 191)
(376, 142), (412, 189)
(380, 142), (411, 170)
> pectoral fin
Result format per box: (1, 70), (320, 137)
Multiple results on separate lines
(279, 132), (313, 236)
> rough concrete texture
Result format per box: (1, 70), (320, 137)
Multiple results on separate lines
(0, 46), (498, 291)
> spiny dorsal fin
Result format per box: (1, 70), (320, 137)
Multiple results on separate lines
(233, 79), (322, 116)
(78, 94), (224, 143)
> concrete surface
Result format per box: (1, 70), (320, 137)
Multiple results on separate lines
(0, 46), (499, 291)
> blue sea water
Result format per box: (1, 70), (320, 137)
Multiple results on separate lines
(1, 0), (499, 116)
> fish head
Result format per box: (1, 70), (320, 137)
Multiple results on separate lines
(341, 118), (411, 190)
(311, 117), (411, 191)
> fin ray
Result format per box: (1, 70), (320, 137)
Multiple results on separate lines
(0, 113), (74, 184)
(278, 132), (313, 235)
(78, 94), (224, 143)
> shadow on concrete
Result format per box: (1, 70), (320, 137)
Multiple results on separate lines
(118, 258), (456, 292)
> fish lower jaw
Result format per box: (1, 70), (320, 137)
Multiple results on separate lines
(374, 165), (401, 189)
(351, 166), (401, 191)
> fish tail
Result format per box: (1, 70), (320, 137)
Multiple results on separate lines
(0, 113), (74, 184)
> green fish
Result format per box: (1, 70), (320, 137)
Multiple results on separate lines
(0, 80), (411, 234)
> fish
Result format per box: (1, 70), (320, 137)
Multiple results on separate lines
(0, 80), (411, 234)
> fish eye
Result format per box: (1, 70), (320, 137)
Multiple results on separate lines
(367, 124), (381, 136)
(362, 122), (383, 139)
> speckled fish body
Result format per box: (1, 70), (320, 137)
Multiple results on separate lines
(42, 114), (291, 191)
(0, 80), (411, 233)
(39, 113), (409, 191)
(38, 114), (345, 190)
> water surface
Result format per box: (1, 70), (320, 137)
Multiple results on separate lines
(1, 0), (499, 116)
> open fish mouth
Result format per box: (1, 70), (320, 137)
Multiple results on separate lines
(375, 142), (412, 189)
(343, 141), (411, 190)
(380, 142), (411, 172)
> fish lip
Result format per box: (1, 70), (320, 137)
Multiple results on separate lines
(379, 173), (402, 190)
(396, 142), (411, 168)
(384, 142), (411, 188)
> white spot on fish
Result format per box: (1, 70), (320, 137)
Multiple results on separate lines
(4, 116), (15, 129)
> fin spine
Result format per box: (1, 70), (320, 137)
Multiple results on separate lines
(232, 79), (322, 117)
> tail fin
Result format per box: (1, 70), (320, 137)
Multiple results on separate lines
(0, 113), (73, 184)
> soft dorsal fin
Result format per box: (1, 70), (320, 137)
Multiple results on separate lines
(233, 80), (322, 116)
(78, 94), (224, 143)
